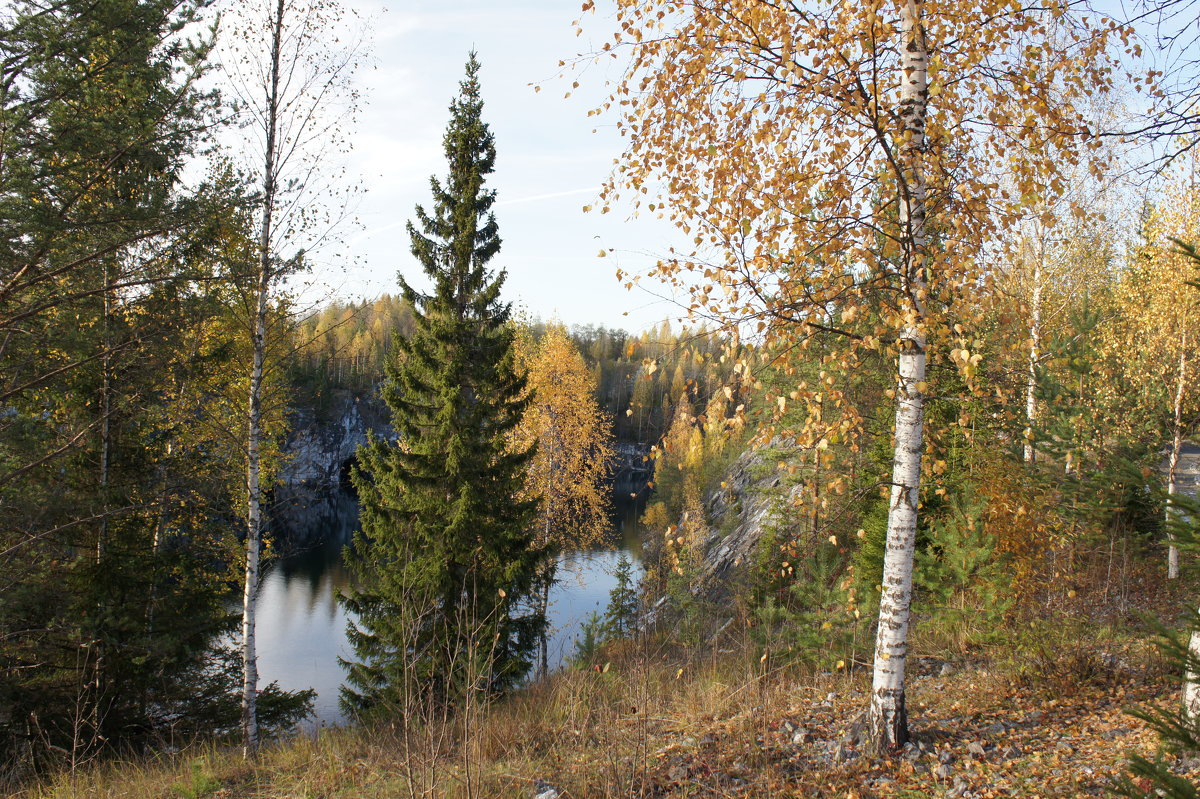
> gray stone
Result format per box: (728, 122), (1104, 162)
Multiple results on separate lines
(967, 741), (986, 757)
(532, 779), (560, 799)
(279, 394), (388, 488)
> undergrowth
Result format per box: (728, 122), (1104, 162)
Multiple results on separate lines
(17, 595), (1192, 799)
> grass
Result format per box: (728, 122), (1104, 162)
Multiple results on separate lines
(14, 580), (1197, 799)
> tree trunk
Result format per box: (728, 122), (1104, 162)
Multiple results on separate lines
(868, 0), (929, 755)
(242, 0), (286, 759)
(1024, 229), (1043, 465)
(241, 275), (267, 757)
(1166, 329), (1187, 580)
(92, 259), (114, 751)
(1185, 622), (1200, 720)
(538, 573), (551, 679)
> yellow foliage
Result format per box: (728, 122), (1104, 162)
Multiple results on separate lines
(511, 325), (616, 552)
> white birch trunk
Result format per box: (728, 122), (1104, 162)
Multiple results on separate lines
(539, 453), (553, 680)
(1167, 329), (1186, 581)
(242, 0), (286, 758)
(92, 261), (113, 744)
(1023, 231), (1043, 465)
(1185, 622), (1200, 720)
(868, 0), (929, 754)
(241, 272), (267, 758)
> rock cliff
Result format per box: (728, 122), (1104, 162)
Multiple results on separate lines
(682, 440), (802, 605)
(613, 442), (654, 499)
(278, 390), (392, 489)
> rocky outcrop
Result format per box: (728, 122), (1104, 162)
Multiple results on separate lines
(613, 442), (654, 499)
(694, 448), (778, 600)
(685, 440), (803, 604)
(278, 390), (392, 489)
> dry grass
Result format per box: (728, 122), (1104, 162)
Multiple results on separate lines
(14, 634), (805, 799)
(12, 621), (1188, 799)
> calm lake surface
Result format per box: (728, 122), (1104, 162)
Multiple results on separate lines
(257, 493), (641, 728)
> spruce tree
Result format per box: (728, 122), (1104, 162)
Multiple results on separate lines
(342, 54), (544, 715)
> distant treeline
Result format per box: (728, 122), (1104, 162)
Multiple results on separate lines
(292, 296), (747, 443)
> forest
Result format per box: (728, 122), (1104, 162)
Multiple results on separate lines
(7, 0), (1200, 797)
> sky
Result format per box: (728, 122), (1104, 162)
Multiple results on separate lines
(302, 0), (685, 333)
(269, 1), (1186, 334)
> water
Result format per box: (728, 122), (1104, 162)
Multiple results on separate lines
(255, 492), (641, 728)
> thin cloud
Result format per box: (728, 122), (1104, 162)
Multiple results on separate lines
(496, 186), (601, 207)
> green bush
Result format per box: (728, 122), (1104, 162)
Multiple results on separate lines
(853, 482), (1010, 652)
(172, 761), (220, 799)
(915, 494), (1012, 649)
(571, 611), (605, 667)
(602, 553), (640, 640)
(749, 522), (865, 671)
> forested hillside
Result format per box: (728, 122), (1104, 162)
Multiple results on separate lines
(291, 296), (744, 443)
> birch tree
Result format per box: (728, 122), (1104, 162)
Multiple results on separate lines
(580, 0), (1123, 752)
(998, 81), (1131, 469)
(1173, 238), (1200, 725)
(1106, 169), (1200, 581)
(220, 0), (363, 755)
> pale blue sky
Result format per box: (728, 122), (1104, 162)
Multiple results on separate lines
(318, 1), (683, 332)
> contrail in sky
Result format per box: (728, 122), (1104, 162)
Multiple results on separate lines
(496, 186), (601, 207)
(350, 186), (602, 244)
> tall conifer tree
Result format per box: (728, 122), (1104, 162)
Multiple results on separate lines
(342, 54), (544, 714)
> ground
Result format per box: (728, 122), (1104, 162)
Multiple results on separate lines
(22, 624), (1194, 799)
(630, 657), (1179, 798)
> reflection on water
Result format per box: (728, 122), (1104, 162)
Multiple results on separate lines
(256, 492), (642, 728)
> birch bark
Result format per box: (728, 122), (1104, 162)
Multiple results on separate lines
(1024, 231), (1044, 465)
(1166, 329), (1186, 580)
(241, 0), (285, 758)
(868, 0), (929, 754)
(1186, 622), (1200, 720)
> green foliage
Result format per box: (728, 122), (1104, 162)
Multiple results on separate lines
(172, 762), (221, 799)
(748, 513), (864, 671)
(915, 495), (1011, 648)
(602, 553), (640, 640)
(664, 548), (710, 648)
(571, 611), (605, 667)
(1114, 620), (1200, 799)
(1114, 626), (1200, 797)
(1115, 483), (1200, 798)
(342, 55), (546, 715)
(0, 0), (305, 772)
(850, 490), (892, 616)
(854, 482), (1010, 650)
(571, 555), (642, 667)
